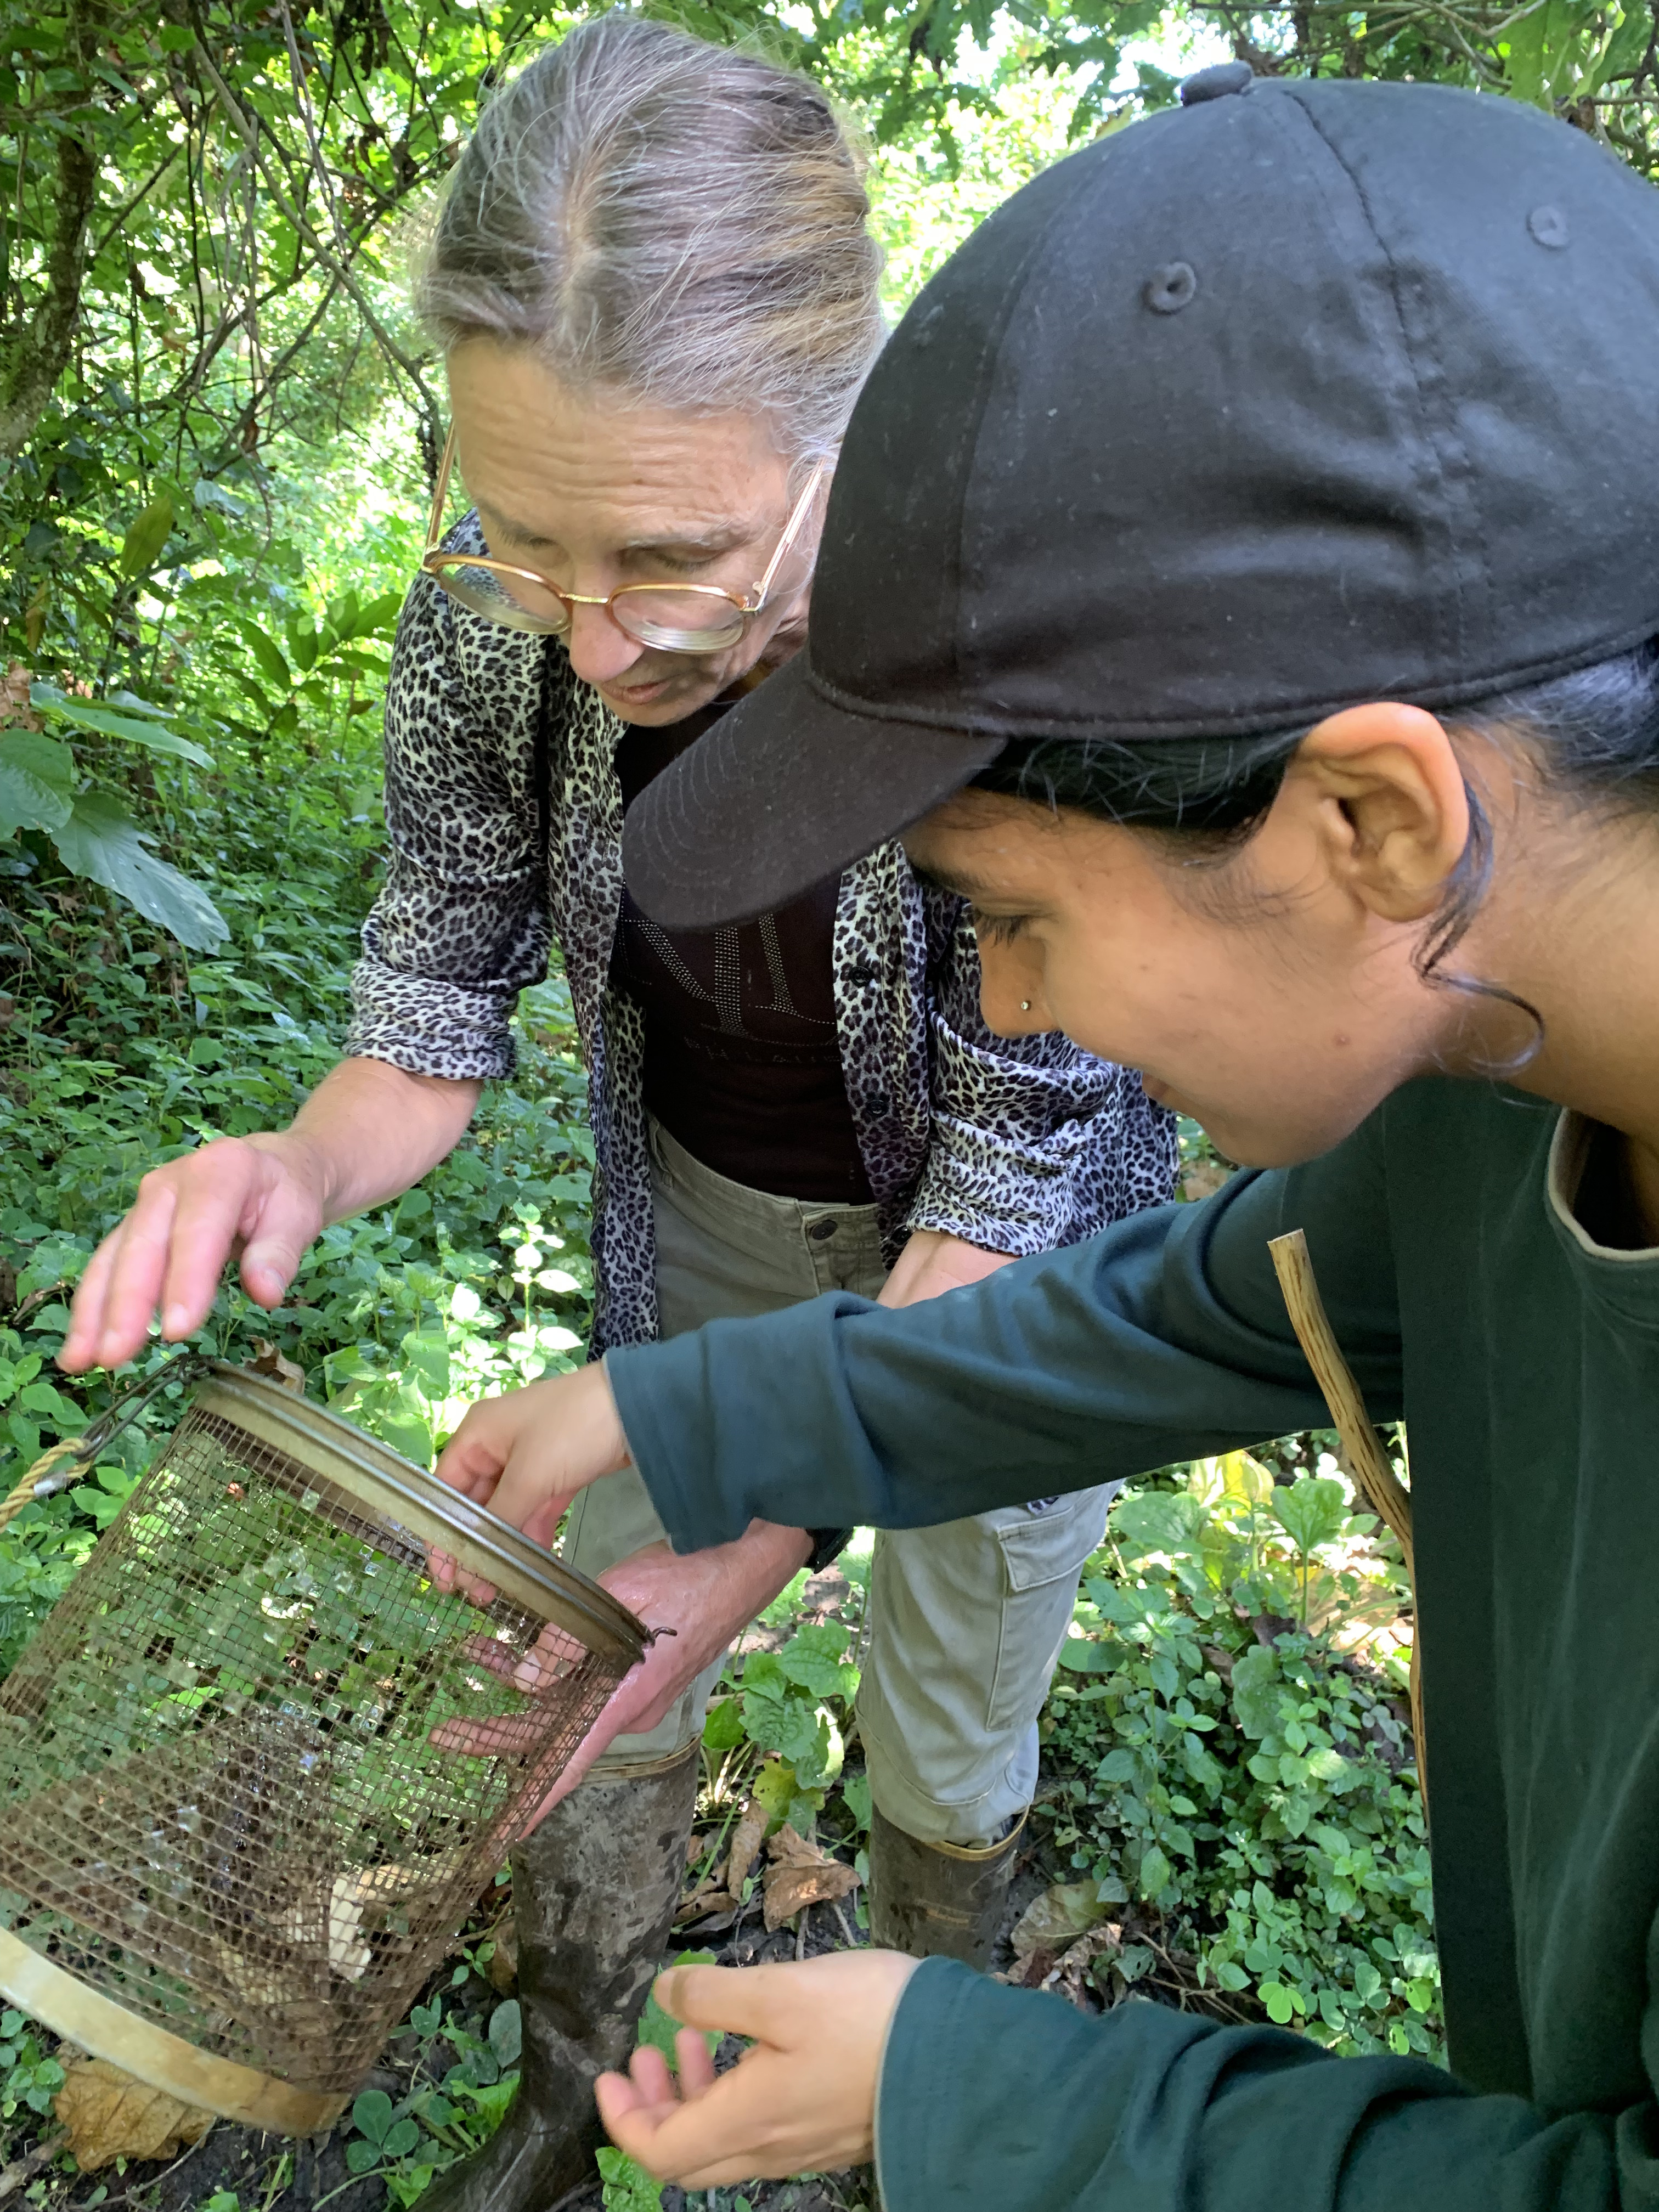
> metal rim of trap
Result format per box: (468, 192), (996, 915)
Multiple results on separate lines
(0, 1361), (648, 2132)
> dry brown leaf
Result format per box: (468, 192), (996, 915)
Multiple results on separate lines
(762, 1859), (860, 1932)
(249, 1340), (305, 1393)
(760, 1825), (861, 1932)
(765, 1824), (825, 1869)
(488, 1922), (520, 1994)
(0, 664), (40, 732)
(724, 1796), (769, 1905)
(54, 2059), (214, 2172)
(1011, 1881), (1109, 1961)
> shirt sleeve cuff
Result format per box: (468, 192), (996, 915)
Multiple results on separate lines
(344, 956), (519, 1082)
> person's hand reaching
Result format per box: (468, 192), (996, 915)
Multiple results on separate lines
(60, 1135), (328, 1374)
(595, 1954), (919, 2188)
(430, 1527), (811, 1825)
(431, 1362), (635, 1559)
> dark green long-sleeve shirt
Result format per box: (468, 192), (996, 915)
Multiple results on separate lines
(607, 1076), (1659, 2209)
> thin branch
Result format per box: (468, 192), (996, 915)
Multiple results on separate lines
(87, 143), (183, 264)
(184, 18), (444, 450)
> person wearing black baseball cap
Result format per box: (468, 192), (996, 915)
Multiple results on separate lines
(435, 67), (1659, 2209)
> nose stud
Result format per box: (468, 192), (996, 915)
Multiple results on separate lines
(1020, 1000), (1031, 1012)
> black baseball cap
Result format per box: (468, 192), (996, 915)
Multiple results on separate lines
(624, 72), (1659, 928)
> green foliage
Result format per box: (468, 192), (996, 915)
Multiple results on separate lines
(703, 1612), (864, 1837)
(636, 1949), (719, 2069)
(0, 2006), (64, 2123)
(1042, 1460), (1440, 2059)
(0, 681), (598, 1678)
(596, 2146), (665, 2212)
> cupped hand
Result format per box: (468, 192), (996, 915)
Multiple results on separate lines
(594, 1953), (919, 2189)
(60, 1134), (328, 1374)
(518, 1521), (808, 1825)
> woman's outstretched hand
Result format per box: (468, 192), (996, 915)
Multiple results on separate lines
(594, 1954), (919, 2189)
(432, 1362), (635, 1557)
(59, 1059), (481, 1375)
(60, 1135), (329, 1374)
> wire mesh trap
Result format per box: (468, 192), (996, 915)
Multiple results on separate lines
(0, 1362), (646, 2131)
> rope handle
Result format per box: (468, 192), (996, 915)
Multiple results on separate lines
(1267, 1228), (1427, 1808)
(0, 1350), (217, 1538)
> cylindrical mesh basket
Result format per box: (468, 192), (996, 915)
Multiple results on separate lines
(0, 1363), (645, 2132)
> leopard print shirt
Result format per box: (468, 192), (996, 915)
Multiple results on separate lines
(345, 526), (1178, 1355)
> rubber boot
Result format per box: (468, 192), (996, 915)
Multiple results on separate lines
(865, 1802), (1026, 1971)
(417, 1744), (700, 2212)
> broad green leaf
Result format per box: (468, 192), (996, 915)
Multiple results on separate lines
(1139, 1843), (1172, 1899)
(235, 619), (292, 690)
(286, 616), (318, 672)
(353, 590), (406, 638)
(381, 2119), (422, 2160)
(842, 1772), (872, 1834)
(1260, 1979), (1296, 2024)
(751, 1755), (804, 1821)
(400, 1328), (450, 1401)
(372, 1407), (433, 1466)
(1504, 2), (1549, 101)
(487, 1999), (521, 2068)
(775, 1622), (858, 1699)
(701, 1696), (745, 1753)
(119, 494), (174, 577)
(0, 731), (75, 837)
(352, 2088), (394, 2147)
(1230, 1645), (1288, 1740)
(1602, 2), (1654, 77)
(1271, 1475), (1349, 1559)
(49, 791), (229, 951)
(1113, 1488), (1206, 1558)
(36, 697), (212, 768)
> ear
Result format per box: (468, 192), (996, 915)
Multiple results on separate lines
(1291, 702), (1471, 923)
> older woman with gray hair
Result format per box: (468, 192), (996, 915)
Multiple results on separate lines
(61, 15), (1176, 2207)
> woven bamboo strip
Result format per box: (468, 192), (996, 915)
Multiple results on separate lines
(1267, 1229), (1427, 1807)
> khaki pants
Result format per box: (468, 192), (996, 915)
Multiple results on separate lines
(565, 1119), (1113, 1847)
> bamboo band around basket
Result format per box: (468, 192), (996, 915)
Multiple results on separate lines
(0, 1930), (348, 2134)
(1267, 1228), (1427, 1806)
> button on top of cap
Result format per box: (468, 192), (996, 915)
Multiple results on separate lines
(1179, 59), (1255, 103)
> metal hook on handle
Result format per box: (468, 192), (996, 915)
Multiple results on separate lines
(0, 1348), (218, 1536)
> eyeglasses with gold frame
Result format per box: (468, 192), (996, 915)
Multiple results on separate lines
(420, 425), (828, 655)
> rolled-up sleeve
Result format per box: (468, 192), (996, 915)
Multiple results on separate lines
(906, 895), (1178, 1254)
(345, 573), (551, 1082)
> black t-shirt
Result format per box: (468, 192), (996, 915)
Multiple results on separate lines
(611, 706), (873, 1205)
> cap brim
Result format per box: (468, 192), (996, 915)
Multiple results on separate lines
(621, 653), (1006, 928)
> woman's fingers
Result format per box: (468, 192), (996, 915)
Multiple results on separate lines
(60, 1137), (324, 1374)
(432, 1365), (631, 1530)
(674, 2027), (719, 2097)
(602, 1954), (921, 2187)
(597, 2058), (798, 2192)
(651, 1962), (786, 2044)
(625, 2045), (677, 2106)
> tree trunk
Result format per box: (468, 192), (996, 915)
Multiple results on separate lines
(0, 7), (101, 460)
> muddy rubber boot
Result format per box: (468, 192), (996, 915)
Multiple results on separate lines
(417, 1744), (700, 2212)
(865, 1802), (1026, 1971)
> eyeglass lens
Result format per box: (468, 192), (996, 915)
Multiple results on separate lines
(433, 561), (752, 652)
